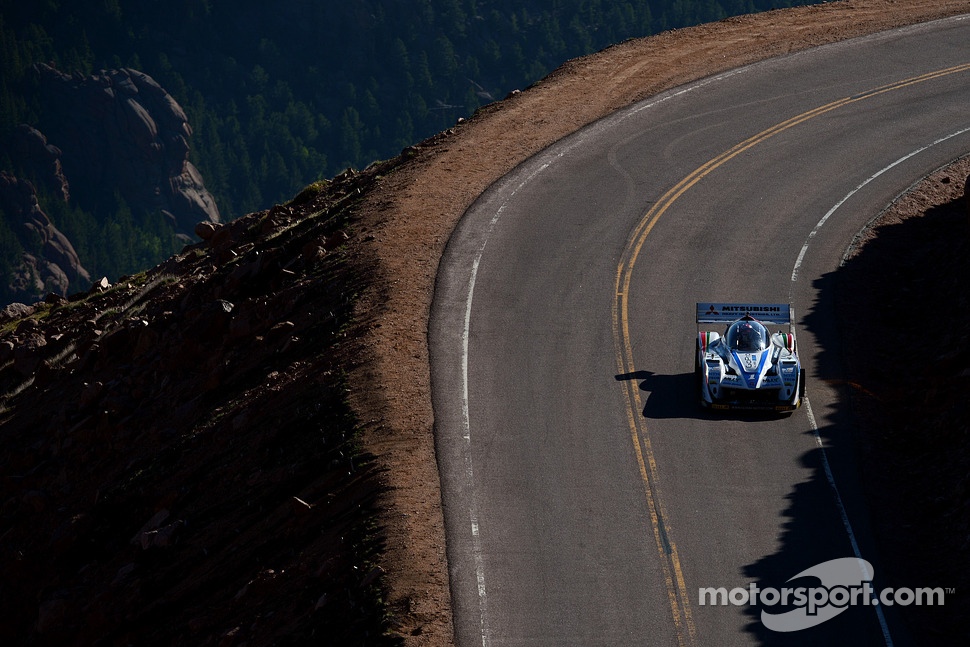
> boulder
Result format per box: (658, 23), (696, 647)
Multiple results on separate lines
(89, 276), (111, 293)
(0, 302), (35, 322)
(195, 221), (218, 241)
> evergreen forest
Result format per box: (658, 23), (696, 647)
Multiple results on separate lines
(0, 0), (818, 298)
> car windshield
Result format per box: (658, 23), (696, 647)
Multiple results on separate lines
(726, 320), (768, 352)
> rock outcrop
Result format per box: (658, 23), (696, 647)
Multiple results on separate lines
(32, 64), (220, 235)
(11, 125), (70, 203)
(0, 65), (222, 304)
(0, 172), (90, 300)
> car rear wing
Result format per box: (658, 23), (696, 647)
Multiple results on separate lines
(696, 302), (793, 325)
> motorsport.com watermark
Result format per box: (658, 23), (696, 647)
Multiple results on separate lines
(698, 558), (953, 632)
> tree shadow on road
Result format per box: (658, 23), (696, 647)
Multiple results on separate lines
(732, 268), (896, 645)
(739, 193), (970, 645)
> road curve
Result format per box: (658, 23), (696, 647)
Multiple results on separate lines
(431, 16), (970, 647)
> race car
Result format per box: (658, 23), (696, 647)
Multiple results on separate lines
(695, 303), (805, 412)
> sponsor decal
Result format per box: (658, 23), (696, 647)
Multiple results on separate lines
(696, 303), (791, 324)
(719, 305), (782, 313)
(732, 350), (768, 386)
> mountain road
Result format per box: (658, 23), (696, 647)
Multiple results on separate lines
(430, 15), (970, 646)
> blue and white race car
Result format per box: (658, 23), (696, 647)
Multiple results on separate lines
(695, 303), (805, 412)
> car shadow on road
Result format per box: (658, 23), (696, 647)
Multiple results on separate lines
(614, 370), (699, 420)
(614, 370), (791, 422)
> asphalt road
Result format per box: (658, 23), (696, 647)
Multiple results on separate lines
(430, 15), (970, 647)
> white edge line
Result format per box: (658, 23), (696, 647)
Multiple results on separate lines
(453, 74), (727, 637)
(459, 155), (560, 647)
(792, 125), (970, 647)
(791, 125), (970, 282)
(454, 74), (739, 645)
(452, 72), (747, 647)
(804, 397), (894, 647)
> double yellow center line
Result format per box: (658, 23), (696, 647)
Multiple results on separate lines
(611, 62), (970, 645)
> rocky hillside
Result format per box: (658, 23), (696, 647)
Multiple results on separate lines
(31, 65), (221, 237)
(0, 160), (398, 646)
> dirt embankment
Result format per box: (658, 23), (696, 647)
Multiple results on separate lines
(347, 1), (970, 643)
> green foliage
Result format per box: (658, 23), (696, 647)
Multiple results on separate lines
(0, 0), (820, 290)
